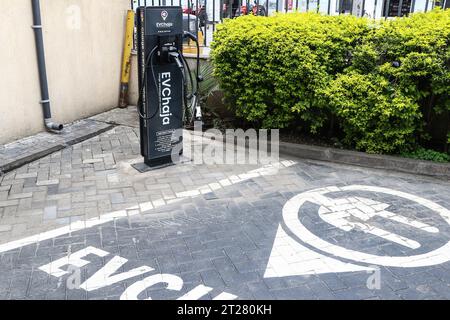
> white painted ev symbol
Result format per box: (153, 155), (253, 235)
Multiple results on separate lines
(318, 195), (439, 250)
(265, 185), (450, 278)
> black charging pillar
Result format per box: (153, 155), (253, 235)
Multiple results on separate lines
(136, 6), (184, 169)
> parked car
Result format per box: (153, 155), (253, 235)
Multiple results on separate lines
(183, 13), (198, 34)
(182, 14), (205, 54)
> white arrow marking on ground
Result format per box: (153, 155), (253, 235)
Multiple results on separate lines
(317, 196), (439, 249)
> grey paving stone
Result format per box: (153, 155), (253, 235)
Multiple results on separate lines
(0, 225), (12, 232)
(426, 266), (450, 282)
(306, 279), (338, 300)
(87, 283), (127, 300)
(191, 248), (226, 261)
(53, 235), (85, 246)
(177, 271), (203, 285)
(0, 200), (19, 208)
(338, 272), (371, 289)
(19, 244), (37, 259)
(426, 281), (450, 298)
(9, 271), (31, 299)
(271, 285), (316, 300)
(27, 269), (50, 298)
(178, 259), (215, 274)
(263, 276), (298, 291)
(246, 281), (276, 300)
(396, 286), (441, 300)
(200, 269), (226, 288)
(333, 287), (379, 300)
(1, 107), (450, 300)
(320, 273), (349, 291)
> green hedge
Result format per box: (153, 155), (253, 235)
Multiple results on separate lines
(211, 9), (450, 155)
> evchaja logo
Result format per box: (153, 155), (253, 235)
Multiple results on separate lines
(160, 72), (172, 126)
(161, 10), (168, 21)
(156, 22), (174, 28)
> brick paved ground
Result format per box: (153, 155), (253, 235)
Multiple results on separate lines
(0, 107), (449, 300)
(0, 119), (114, 173)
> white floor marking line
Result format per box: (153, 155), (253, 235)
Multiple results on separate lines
(212, 292), (239, 300)
(0, 161), (296, 254)
(279, 185), (450, 269)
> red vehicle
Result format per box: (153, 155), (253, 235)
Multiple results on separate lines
(240, 2), (266, 16)
(183, 4), (208, 28)
(183, 0), (198, 15)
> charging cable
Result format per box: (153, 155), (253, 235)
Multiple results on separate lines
(137, 46), (160, 120)
(137, 37), (204, 124)
(183, 31), (204, 122)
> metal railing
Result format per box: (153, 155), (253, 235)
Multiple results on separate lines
(131, 0), (448, 47)
(131, 0), (276, 47)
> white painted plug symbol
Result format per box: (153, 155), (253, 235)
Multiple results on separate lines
(317, 196), (439, 249)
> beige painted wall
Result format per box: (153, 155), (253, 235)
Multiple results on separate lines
(0, 0), (130, 144)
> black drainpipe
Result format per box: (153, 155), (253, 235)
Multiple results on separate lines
(31, 0), (63, 132)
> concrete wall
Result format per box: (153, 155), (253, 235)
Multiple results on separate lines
(0, 0), (130, 144)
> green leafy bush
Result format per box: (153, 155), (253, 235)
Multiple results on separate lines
(401, 147), (450, 163)
(321, 72), (421, 154)
(350, 9), (450, 150)
(211, 10), (450, 155)
(211, 12), (369, 131)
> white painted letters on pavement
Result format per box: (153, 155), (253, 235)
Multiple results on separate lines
(120, 274), (183, 300)
(80, 256), (154, 291)
(39, 246), (109, 277)
(38, 246), (238, 300)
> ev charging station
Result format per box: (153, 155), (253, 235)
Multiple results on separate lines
(135, 6), (202, 171)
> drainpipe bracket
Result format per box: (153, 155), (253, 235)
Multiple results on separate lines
(40, 99), (50, 104)
(31, 25), (42, 29)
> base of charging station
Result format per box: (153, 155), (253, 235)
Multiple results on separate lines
(132, 156), (191, 173)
